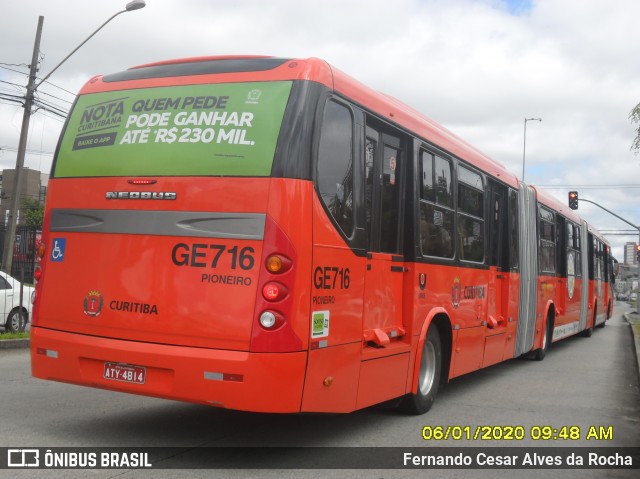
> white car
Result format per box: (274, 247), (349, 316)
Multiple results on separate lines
(0, 271), (35, 333)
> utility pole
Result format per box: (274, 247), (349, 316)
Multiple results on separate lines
(1, 16), (44, 275)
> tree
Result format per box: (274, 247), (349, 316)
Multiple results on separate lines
(21, 197), (44, 229)
(631, 101), (640, 154)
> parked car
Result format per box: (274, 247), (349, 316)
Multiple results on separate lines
(0, 271), (35, 333)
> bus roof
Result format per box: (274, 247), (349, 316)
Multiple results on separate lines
(80, 55), (519, 189)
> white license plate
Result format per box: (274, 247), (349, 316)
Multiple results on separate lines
(103, 362), (146, 385)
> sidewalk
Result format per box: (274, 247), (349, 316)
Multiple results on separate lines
(623, 310), (640, 380)
(0, 323), (30, 349)
(0, 337), (29, 349)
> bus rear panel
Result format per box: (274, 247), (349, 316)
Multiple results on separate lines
(32, 59), (319, 412)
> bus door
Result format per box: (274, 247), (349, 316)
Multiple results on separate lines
(483, 180), (510, 367)
(362, 125), (406, 347)
(355, 122), (410, 409)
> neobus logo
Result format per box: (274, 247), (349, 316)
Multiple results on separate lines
(106, 191), (177, 200)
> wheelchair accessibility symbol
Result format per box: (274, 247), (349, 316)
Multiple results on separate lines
(51, 238), (66, 262)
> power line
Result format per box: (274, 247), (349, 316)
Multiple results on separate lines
(33, 109), (65, 123)
(33, 103), (67, 119)
(0, 62), (29, 68)
(0, 145), (55, 156)
(37, 88), (73, 104)
(0, 64), (29, 76)
(0, 99), (23, 108)
(34, 97), (68, 116)
(0, 93), (24, 106)
(0, 79), (24, 90)
(537, 184), (640, 190)
(39, 78), (76, 97)
(0, 62), (26, 68)
(0, 92), (23, 101)
(1, 65), (76, 98)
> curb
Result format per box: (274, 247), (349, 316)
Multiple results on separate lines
(0, 338), (30, 349)
(623, 312), (640, 382)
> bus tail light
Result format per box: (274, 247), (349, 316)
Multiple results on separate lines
(37, 242), (46, 259)
(128, 178), (157, 185)
(250, 216), (302, 353)
(262, 282), (288, 302)
(34, 266), (42, 282)
(265, 254), (292, 274)
(259, 310), (284, 330)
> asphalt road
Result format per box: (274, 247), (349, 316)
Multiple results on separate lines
(1, 301), (638, 479)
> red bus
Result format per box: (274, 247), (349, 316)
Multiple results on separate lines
(31, 56), (614, 414)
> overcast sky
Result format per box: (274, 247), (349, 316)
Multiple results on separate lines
(1, 0), (639, 260)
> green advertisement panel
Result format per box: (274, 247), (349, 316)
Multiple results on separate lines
(55, 81), (293, 177)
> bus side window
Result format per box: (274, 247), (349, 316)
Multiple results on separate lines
(538, 207), (556, 274)
(457, 165), (485, 263)
(419, 151), (454, 258)
(317, 100), (355, 238)
(508, 189), (519, 270)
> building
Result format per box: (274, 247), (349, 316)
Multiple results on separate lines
(0, 168), (48, 226)
(624, 242), (638, 266)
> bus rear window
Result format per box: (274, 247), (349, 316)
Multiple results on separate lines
(53, 81), (292, 177)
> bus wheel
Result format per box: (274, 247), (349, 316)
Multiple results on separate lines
(582, 316), (594, 338)
(400, 326), (441, 415)
(597, 305), (609, 329)
(533, 316), (553, 361)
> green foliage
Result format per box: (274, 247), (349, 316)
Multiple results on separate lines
(631, 102), (640, 154)
(0, 331), (30, 339)
(21, 197), (43, 229)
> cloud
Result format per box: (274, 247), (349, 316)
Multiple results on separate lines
(1, 0), (639, 258)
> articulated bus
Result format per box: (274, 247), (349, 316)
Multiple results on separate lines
(31, 56), (614, 414)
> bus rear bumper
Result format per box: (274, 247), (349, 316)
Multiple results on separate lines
(30, 327), (307, 413)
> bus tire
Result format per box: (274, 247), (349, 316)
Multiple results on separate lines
(533, 315), (553, 361)
(597, 304), (609, 329)
(400, 326), (441, 415)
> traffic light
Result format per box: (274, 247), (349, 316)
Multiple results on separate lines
(568, 191), (579, 210)
(636, 244), (640, 262)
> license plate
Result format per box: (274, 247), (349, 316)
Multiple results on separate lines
(103, 362), (146, 385)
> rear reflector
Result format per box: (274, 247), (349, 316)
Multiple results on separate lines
(37, 348), (58, 358)
(203, 371), (244, 382)
(310, 340), (328, 350)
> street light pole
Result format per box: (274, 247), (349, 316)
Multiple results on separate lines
(522, 117), (542, 182)
(1, 1), (146, 275)
(35, 1), (146, 90)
